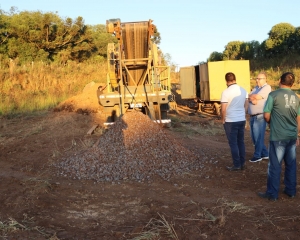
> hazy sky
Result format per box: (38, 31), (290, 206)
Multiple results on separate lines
(1, 0), (300, 68)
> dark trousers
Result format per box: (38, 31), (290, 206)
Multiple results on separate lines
(223, 121), (246, 167)
(266, 140), (297, 198)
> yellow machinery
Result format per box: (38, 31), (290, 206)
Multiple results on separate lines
(98, 19), (172, 123)
(180, 60), (251, 115)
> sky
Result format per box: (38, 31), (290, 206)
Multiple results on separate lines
(1, 0), (300, 68)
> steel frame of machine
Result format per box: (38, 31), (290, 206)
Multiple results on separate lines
(99, 19), (172, 123)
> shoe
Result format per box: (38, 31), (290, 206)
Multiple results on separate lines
(283, 190), (295, 198)
(249, 157), (262, 163)
(258, 192), (278, 201)
(241, 165), (246, 170)
(226, 166), (241, 171)
(261, 156), (269, 160)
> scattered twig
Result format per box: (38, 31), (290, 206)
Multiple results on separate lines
(174, 217), (214, 222)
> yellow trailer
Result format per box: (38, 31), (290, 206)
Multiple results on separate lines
(180, 60), (251, 115)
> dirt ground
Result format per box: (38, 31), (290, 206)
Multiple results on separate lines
(1, 84), (300, 240)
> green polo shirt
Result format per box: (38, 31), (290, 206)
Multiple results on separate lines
(264, 88), (300, 141)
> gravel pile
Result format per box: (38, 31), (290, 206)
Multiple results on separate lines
(56, 110), (204, 182)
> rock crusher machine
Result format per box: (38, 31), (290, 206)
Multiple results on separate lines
(98, 19), (173, 123)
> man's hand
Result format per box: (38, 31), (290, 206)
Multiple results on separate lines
(249, 93), (262, 105)
(250, 99), (258, 105)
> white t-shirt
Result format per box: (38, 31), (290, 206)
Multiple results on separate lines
(221, 84), (248, 122)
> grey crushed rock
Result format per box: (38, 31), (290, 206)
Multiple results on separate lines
(56, 110), (204, 182)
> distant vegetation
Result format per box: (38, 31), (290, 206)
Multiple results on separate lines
(0, 8), (300, 116)
(208, 22), (300, 91)
(208, 22), (300, 70)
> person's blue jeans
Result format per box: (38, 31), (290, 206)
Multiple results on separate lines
(223, 121), (246, 168)
(250, 114), (268, 158)
(266, 140), (297, 199)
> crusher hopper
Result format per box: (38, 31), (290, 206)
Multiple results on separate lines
(98, 19), (173, 123)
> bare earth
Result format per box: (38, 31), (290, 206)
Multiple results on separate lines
(0, 84), (300, 240)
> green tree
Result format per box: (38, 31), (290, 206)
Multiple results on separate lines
(152, 25), (161, 45)
(286, 26), (300, 54)
(0, 9), (165, 65)
(89, 24), (117, 59)
(223, 41), (243, 60)
(1, 10), (95, 64)
(265, 22), (295, 57)
(208, 51), (223, 61)
(239, 41), (261, 60)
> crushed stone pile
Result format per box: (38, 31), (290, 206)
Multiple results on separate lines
(56, 111), (204, 182)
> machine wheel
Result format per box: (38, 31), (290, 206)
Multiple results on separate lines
(213, 102), (221, 116)
(198, 103), (204, 112)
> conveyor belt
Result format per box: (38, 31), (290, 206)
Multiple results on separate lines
(121, 21), (149, 86)
(122, 21), (149, 60)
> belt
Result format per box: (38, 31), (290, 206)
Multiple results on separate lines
(250, 113), (263, 117)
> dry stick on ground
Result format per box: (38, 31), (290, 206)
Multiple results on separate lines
(218, 208), (226, 226)
(130, 213), (179, 240)
(86, 124), (98, 135)
(174, 217), (215, 222)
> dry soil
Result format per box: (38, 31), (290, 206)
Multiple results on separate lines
(0, 84), (300, 240)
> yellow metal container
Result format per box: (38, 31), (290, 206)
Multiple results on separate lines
(207, 60), (250, 101)
(180, 60), (250, 100)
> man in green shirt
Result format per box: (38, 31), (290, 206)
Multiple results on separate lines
(258, 72), (300, 201)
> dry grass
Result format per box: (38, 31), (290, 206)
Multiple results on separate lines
(0, 214), (59, 240)
(0, 61), (107, 116)
(2, 60), (300, 117)
(130, 213), (179, 240)
(216, 198), (253, 214)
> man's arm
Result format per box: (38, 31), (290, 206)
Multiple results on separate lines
(249, 93), (264, 105)
(249, 93), (263, 100)
(263, 94), (273, 124)
(297, 115), (300, 136)
(221, 102), (227, 124)
(264, 112), (271, 123)
(297, 115), (300, 146)
(244, 99), (249, 114)
(249, 86), (271, 105)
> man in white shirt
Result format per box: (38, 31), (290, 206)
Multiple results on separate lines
(221, 72), (249, 171)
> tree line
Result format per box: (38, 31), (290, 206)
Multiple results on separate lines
(208, 22), (300, 68)
(0, 7), (162, 66)
(1, 8), (299, 70)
